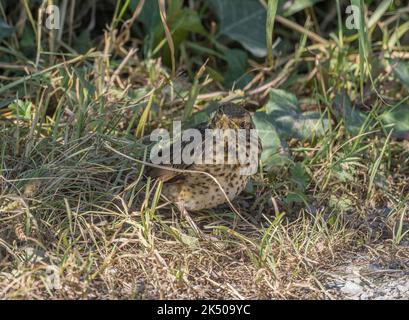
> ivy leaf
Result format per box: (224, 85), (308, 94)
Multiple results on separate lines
(379, 104), (409, 139)
(290, 162), (310, 192)
(252, 111), (289, 170)
(135, 0), (161, 34)
(223, 49), (251, 89)
(208, 0), (267, 57)
(333, 91), (368, 135)
(390, 59), (409, 91)
(262, 89), (329, 140)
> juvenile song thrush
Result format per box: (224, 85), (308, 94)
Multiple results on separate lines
(148, 103), (261, 236)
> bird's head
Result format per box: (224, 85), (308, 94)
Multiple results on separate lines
(209, 103), (253, 130)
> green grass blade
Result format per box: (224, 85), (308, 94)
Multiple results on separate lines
(266, 0), (279, 66)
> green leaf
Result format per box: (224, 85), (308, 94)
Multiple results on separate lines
(261, 89), (329, 140)
(19, 26), (36, 57)
(0, 19), (14, 41)
(390, 59), (409, 91)
(333, 91), (367, 135)
(137, 0), (205, 63)
(166, 9), (207, 62)
(136, 0), (161, 33)
(252, 111), (289, 170)
(290, 162), (310, 192)
(208, 0), (267, 57)
(379, 104), (409, 137)
(223, 49), (251, 89)
(137, 0), (205, 37)
(284, 192), (307, 204)
(171, 9), (206, 35)
(9, 99), (33, 120)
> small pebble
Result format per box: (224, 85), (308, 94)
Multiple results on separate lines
(341, 281), (363, 296)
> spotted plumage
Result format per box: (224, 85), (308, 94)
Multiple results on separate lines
(148, 103), (261, 211)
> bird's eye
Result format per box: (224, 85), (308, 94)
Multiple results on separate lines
(240, 121), (247, 129)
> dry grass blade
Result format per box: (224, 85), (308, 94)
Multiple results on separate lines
(158, 0), (176, 78)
